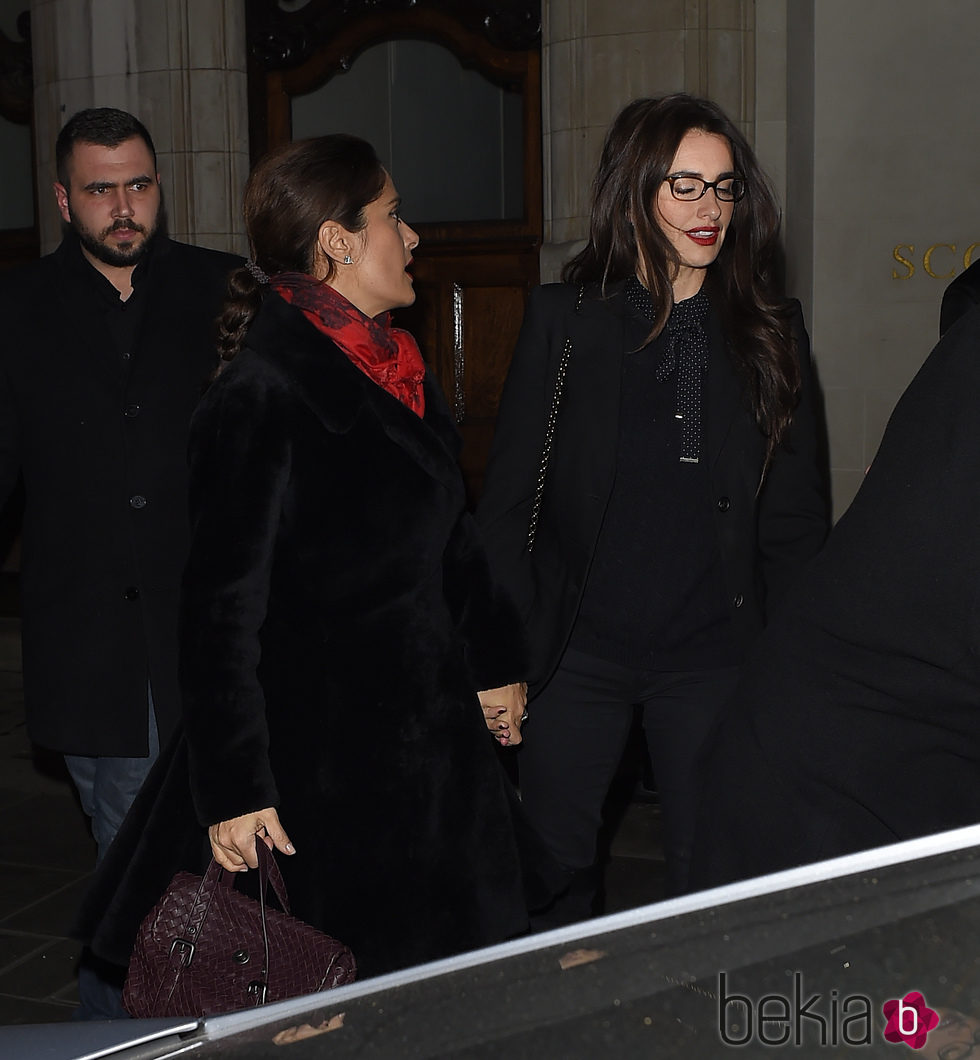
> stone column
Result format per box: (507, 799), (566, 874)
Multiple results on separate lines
(540, 0), (757, 280)
(30, 0), (248, 254)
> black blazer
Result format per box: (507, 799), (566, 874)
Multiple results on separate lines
(477, 280), (829, 691)
(0, 234), (241, 754)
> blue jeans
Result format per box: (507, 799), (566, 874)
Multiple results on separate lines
(64, 690), (159, 863)
(65, 688), (159, 1020)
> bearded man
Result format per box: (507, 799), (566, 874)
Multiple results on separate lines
(0, 108), (240, 1015)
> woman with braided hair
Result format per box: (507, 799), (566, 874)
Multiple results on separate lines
(80, 134), (561, 986)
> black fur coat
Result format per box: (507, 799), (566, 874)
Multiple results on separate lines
(79, 295), (557, 979)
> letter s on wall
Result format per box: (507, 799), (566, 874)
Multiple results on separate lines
(892, 245), (915, 279)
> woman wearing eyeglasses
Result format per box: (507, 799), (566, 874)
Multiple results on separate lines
(476, 94), (828, 921)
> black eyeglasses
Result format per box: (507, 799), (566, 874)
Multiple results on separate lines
(664, 175), (746, 202)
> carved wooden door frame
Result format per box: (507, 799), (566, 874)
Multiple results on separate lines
(247, 2), (541, 239)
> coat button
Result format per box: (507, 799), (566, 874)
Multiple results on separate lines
(124, 586), (141, 600)
(129, 494), (147, 509)
(124, 404), (141, 417)
(733, 593), (744, 608)
(716, 496), (731, 512)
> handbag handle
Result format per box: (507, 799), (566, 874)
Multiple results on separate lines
(526, 285), (585, 552)
(251, 835), (290, 1003)
(250, 834), (291, 914)
(161, 835), (293, 1009)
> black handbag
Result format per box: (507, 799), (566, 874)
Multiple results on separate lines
(123, 835), (356, 1017)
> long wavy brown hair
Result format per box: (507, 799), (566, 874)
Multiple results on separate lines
(216, 134), (386, 364)
(564, 94), (800, 467)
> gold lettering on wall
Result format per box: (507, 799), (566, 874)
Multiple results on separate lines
(923, 243), (955, 279)
(892, 242), (980, 279)
(892, 245), (915, 280)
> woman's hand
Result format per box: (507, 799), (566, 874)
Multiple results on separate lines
(478, 682), (528, 747)
(208, 806), (295, 871)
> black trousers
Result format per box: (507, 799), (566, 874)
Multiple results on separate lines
(518, 648), (739, 928)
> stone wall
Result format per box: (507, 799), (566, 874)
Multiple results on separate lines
(787, 0), (980, 514)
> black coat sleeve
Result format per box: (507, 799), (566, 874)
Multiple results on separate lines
(179, 358), (289, 827)
(442, 509), (528, 690)
(476, 285), (572, 617)
(756, 302), (829, 607)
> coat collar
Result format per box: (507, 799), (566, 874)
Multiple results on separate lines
(52, 233), (181, 388)
(246, 295), (463, 495)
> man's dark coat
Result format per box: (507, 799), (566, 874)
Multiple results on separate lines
(0, 233), (239, 755)
(476, 281), (829, 692)
(79, 295), (559, 979)
(691, 305), (980, 887)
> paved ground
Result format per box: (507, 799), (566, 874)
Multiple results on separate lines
(0, 617), (94, 1024)
(0, 616), (666, 1026)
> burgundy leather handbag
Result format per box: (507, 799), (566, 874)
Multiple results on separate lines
(123, 836), (356, 1018)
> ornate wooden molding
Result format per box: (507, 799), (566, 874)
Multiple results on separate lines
(0, 11), (32, 124)
(248, 0), (540, 71)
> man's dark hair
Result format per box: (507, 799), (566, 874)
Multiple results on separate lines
(55, 107), (157, 187)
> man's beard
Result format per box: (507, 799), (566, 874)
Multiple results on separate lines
(73, 207), (162, 267)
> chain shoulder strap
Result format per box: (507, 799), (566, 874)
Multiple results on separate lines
(526, 286), (585, 552)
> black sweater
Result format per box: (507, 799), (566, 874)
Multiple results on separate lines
(571, 283), (737, 669)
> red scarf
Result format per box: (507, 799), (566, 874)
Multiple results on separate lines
(272, 272), (426, 417)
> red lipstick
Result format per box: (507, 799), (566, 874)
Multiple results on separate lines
(686, 227), (720, 246)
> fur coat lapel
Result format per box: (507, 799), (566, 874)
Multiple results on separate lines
(246, 294), (462, 494)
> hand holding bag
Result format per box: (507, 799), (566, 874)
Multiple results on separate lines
(123, 835), (356, 1018)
